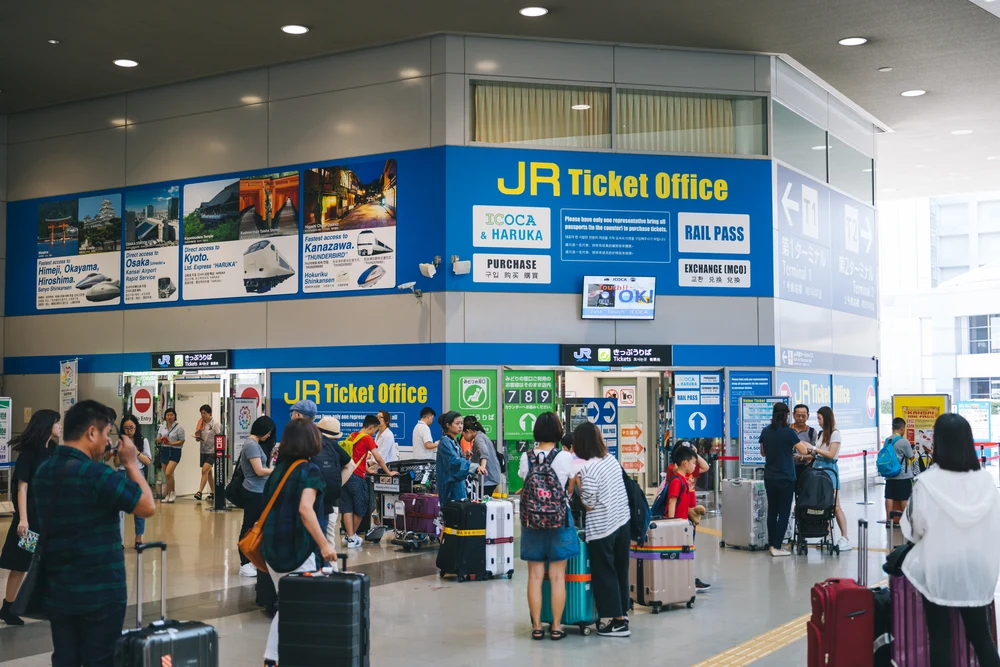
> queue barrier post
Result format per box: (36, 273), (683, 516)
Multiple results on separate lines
(857, 449), (873, 506)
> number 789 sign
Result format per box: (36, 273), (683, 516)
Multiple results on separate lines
(503, 371), (557, 441)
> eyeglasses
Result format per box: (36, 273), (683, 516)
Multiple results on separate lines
(123, 425), (137, 433)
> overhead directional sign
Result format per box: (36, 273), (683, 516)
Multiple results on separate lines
(585, 397), (619, 457)
(620, 422), (645, 473)
(674, 372), (724, 438)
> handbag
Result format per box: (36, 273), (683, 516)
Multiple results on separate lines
(225, 450), (247, 508)
(11, 469), (66, 619)
(883, 542), (915, 576)
(237, 459), (305, 571)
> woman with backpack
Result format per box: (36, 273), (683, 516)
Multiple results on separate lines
(573, 422), (632, 638)
(519, 412), (578, 641)
(807, 406), (851, 552)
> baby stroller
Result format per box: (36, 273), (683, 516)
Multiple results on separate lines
(793, 466), (838, 555)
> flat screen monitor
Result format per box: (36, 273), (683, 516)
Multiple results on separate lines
(581, 276), (656, 320)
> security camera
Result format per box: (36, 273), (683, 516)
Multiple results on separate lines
(398, 281), (416, 290)
(419, 263), (437, 279)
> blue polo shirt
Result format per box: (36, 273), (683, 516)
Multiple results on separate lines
(32, 445), (143, 613)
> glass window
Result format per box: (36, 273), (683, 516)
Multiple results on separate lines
(471, 81), (610, 148)
(969, 315), (998, 355)
(616, 90), (766, 156)
(971, 378), (991, 399)
(828, 135), (873, 204)
(772, 102), (827, 181)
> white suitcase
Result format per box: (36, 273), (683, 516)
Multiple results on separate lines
(485, 498), (514, 579)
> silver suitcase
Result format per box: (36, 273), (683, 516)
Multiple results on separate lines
(720, 479), (769, 550)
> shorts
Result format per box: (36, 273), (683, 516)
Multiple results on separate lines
(200, 453), (215, 467)
(340, 474), (369, 516)
(519, 512), (580, 563)
(885, 478), (913, 502)
(161, 446), (183, 465)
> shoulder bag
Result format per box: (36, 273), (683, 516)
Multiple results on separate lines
(11, 467), (67, 619)
(237, 459), (305, 571)
(224, 449), (247, 508)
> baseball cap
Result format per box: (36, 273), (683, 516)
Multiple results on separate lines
(290, 399), (318, 420)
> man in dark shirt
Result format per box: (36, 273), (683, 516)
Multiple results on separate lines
(32, 400), (155, 667)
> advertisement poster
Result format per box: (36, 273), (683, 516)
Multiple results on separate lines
(232, 397), (258, 463)
(59, 359), (78, 419)
(893, 395), (949, 454)
(956, 400), (991, 442)
(36, 193), (122, 309)
(0, 398), (11, 464)
(302, 158), (397, 293)
(729, 372), (772, 439)
(182, 172), (300, 300)
(582, 276), (655, 320)
(741, 396), (789, 466)
(270, 370), (442, 449)
(124, 185), (180, 304)
(674, 372), (724, 439)
(449, 369), (498, 440)
(620, 422), (645, 473)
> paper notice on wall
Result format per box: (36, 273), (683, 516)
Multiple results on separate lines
(301, 158), (397, 293)
(59, 359), (78, 419)
(124, 185), (180, 304)
(36, 194), (122, 310)
(182, 173), (300, 300)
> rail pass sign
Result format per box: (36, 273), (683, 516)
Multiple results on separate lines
(582, 276), (656, 320)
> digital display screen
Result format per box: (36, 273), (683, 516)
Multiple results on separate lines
(582, 276), (655, 320)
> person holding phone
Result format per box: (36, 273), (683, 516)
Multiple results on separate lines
(115, 415), (152, 548)
(156, 408), (185, 503)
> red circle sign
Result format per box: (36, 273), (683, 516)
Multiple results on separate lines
(240, 386), (261, 408)
(866, 385), (877, 420)
(134, 388), (152, 414)
(779, 382), (791, 397)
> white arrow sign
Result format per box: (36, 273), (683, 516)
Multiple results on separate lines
(782, 182), (800, 226)
(861, 215), (873, 253)
(603, 401), (617, 424)
(688, 411), (707, 431)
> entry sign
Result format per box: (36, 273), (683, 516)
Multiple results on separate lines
(740, 396), (790, 466)
(133, 387), (154, 425)
(585, 398), (619, 458)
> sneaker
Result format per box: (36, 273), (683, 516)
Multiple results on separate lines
(166, 492), (176, 504)
(342, 536), (349, 546)
(597, 620), (631, 637)
(239, 563), (258, 577)
(695, 578), (712, 592)
(836, 537), (853, 552)
(347, 536), (363, 549)
(770, 547), (791, 557)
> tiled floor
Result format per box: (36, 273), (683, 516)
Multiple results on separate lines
(2, 470), (998, 666)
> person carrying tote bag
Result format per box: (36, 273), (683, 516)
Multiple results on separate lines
(238, 460), (304, 571)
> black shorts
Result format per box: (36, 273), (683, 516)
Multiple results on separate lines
(200, 453), (215, 467)
(885, 478), (913, 501)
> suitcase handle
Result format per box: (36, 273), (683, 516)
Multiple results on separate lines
(135, 541), (168, 628)
(856, 519), (868, 587)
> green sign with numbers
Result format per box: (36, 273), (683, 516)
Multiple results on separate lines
(503, 371), (557, 440)
(449, 369), (498, 440)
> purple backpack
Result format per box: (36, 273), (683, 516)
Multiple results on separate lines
(521, 448), (568, 530)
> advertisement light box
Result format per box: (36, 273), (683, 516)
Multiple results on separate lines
(582, 276), (656, 320)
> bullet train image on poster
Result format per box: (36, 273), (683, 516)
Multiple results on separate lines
(357, 264), (386, 287)
(357, 230), (393, 257)
(243, 240), (295, 293)
(85, 279), (121, 302)
(75, 272), (109, 290)
(158, 277), (177, 299)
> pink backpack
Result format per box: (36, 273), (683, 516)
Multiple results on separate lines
(520, 449), (568, 530)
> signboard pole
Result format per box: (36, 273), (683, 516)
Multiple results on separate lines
(211, 435), (229, 512)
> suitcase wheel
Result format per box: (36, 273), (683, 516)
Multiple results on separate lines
(651, 604), (661, 615)
(457, 575), (466, 583)
(506, 570), (515, 580)
(580, 624), (592, 636)
(687, 597), (695, 609)
(629, 599), (634, 611)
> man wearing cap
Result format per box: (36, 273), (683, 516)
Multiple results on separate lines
(290, 399), (319, 423)
(315, 416), (357, 550)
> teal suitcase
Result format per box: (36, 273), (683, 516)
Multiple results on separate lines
(540, 530), (597, 635)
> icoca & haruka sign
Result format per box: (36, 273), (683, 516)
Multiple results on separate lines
(472, 206), (551, 249)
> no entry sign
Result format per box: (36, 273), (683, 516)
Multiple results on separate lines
(134, 387), (153, 425)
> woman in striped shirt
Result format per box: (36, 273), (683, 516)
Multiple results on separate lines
(574, 422), (632, 638)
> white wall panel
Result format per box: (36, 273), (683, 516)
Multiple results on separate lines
(127, 69), (269, 125)
(8, 95), (126, 144)
(5, 374), (59, 432)
(6, 311), (125, 357)
(758, 298), (776, 345)
(614, 48), (756, 92)
(269, 40), (431, 101)
(431, 35), (465, 75)
(829, 97), (875, 158)
(617, 296), (760, 345)
(124, 303), (267, 351)
(755, 55), (772, 93)
(268, 79), (431, 167)
(431, 74), (465, 146)
(774, 59), (828, 129)
(776, 299), (833, 354)
(125, 104), (268, 185)
(430, 292), (465, 344)
(832, 310), (878, 357)
(956, 353), (1000, 379)
(7, 128), (127, 201)
(466, 37), (614, 82)
(79, 373), (123, 414)
(266, 294), (430, 347)
(464, 293), (614, 343)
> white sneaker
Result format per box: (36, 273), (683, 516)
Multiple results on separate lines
(770, 547), (791, 557)
(342, 536), (349, 546)
(347, 536), (363, 549)
(239, 563), (258, 577)
(836, 537), (853, 552)
(165, 492), (176, 504)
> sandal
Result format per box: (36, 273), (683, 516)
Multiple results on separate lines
(550, 629), (566, 641)
(531, 629), (545, 640)
(193, 492), (203, 501)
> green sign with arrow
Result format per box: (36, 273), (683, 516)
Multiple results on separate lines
(503, 371), (556, 440)
(448, 369), (498, 440)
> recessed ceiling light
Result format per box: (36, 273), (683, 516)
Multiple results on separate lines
(812, 145), (828, 151)
(987, 156), (1000, 161)
(838, 37), (868, 46)
(914, 164), (926, 168)
(951, 129), (974, 135)
(878, 67), (893, 73)
(47, 39), (60, 45)
(114, 59), (138, 68)
(571, 104), (591, 111)
(281, 24), (309, 35)
(519, 7), (549, 17)
(110, 118), (127, 127)
(399, 68), (421, 78)
(241, 95), (263, 104)
(476, 60), (498, 72)
(862, 168), (873, 173)
(901, 89), (926, 97)
(882, 188), (898, 193)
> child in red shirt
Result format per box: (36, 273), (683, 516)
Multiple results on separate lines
(666, 446), (711, 593)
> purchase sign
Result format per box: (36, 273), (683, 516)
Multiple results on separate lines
(582, 276), (656, 320)
(560, 345), (672, 367)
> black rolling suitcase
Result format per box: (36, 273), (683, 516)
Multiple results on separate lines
(279, 555), (370, 667)
(256, 566), (278, 616)
(436, 497), (488, 582)
(114, 542), (219, 667)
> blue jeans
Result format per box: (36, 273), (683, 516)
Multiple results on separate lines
(50, 604), (126, 667)
(134, 515), (145, 538)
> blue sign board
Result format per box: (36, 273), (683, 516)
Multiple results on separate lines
(729, 371), (773, 439)
(585, 397), (619, 457)
(270, 370), (443, 453)
(830, 190), (878, 317)
(675, 372), (724, 438)
(832, 375), (877, 430)
(776, 371), (833, 420)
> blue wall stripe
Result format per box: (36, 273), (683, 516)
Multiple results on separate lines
(3, 344), (775, 375)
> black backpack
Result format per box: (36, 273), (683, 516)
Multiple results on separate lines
(313, 435), (346, 512)
(622, 468), (652, 545)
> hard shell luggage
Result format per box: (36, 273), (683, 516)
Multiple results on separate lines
(541, 529), (597, 635)
(279, 555), (370, 667)
(114, 542), (219, 667)
(397, 493), (440, 537)
(720, 478), (769, 551)
(485, 498), (515, 580)
(436, 499), (488, 582)
(628, 519), (696, 613)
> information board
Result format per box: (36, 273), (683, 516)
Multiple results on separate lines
(620, 422), (645, 473)
(232, 397), (258, 464)
(450, 369), (498, 440)
(957, 400), (991, 443)
(0, 398), (12, 464)
(728, 372), (772, 439)
(740, 396), (790, 466)
(584, 397), (619, 458)
(502, 371), (556, 440)
(674, 372), (724, 439)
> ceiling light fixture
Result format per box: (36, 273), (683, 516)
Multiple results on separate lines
(812, 145), (828, 151)
(901, 89), (926, 97)
(241, 95), (263, 104)
(862, 168), (873, 173)
(114, 59), (138, 68)
(519, 7), (549, 17)
(915, 164), (926, 168)
(987, 156), (1000, 161)
(110, 118), (127, 127)
(571, 104), (591, 110)
(399, 68), (421, 78)
(281, 24), (309, 35)
(882, 188), (898, 193)
(838, 37), (868, 46)
(47, 39), (60, 45)
(951, 129), (974, 135)
(878, 67), (893, 73)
